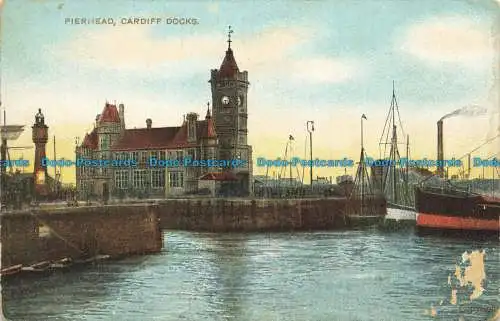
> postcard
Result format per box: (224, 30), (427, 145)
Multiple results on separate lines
(1, 0), (499, 320)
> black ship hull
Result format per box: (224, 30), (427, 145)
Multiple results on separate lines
(415, 186), (499, 234)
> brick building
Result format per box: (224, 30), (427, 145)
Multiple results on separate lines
(75, 32), (253, 199)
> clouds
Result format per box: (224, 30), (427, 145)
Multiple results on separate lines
(290, 58), (360, 84)
(399, 16), (494, 69)
(54, 24), (362, 84)
(56, 26), (219, 72)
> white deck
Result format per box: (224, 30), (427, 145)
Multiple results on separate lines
(386, 206), (416, 221)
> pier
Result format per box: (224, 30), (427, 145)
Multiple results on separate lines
(0, 196), (385, 273)
(0, 204), (162, 270)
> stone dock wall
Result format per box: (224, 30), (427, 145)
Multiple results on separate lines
(1, 197), (382, 268)
(157, 197), (350, 231)
(1, 204), (162, 268)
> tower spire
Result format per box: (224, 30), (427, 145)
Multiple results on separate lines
(227, 25), (233, 49)
(206, 102), (211, 119)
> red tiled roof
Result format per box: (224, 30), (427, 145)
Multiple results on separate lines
(111, 127), (180, 151)
(99, 103), (120, 123)
(197, 119), (217, 139)
(199, 171), (238, 181)
(218, 48), (239, 78)
(82, 129), (98, 149)
(170, 122), (188, 146)
(110, 118), (217, 151)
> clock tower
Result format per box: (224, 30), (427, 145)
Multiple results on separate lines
(209, 26), (252, 195)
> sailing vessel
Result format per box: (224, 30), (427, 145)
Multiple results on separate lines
(346, 114), (386, 226)
(376, 83), (416, 226)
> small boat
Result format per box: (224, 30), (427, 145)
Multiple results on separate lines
(1, 264), (23, 276)
(49, 257), (73, 269)
(346, 142), (387, 226)
(21, 261), (51, 272)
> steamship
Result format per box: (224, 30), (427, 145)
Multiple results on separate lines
(415, 119), (500, 235)
(415, 185), (500, 234)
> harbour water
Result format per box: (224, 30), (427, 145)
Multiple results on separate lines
(2, 229), (499, 321)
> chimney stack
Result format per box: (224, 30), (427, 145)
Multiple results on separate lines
(95, 114), (100, 127)
(119, 104), (125, 129)
(146, 118), (152, 129)
(186, 113), (198, 142)
(437, 120), (444, 178)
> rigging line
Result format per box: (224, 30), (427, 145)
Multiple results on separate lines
(383, 107), (393, 158)
(393, 95), (406, 139)
(457, 134), (500, 160)
(382, 140), (396, 190)
(295, 164), (302, 183)
(379, 103), (392, 158)
(481, 152), (500, 180)
(485, 152), (499, 159)
(279, 140), (289, 181)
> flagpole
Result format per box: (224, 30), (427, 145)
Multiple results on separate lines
(289, 135), (293, 187)
(361, 114), (367, 151)
(361, 116), (364, 151)
(306, 121), (314, 186)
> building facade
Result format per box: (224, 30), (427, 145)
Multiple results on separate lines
(75, 35), (253, 199)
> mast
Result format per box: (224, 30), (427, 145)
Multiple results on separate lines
(468, 153), (471, 179)
(390, 82), (398, 203)
(53, 135), (57, 182)
(406, 134), (410, 204)
(361, 148), (364, 215)
(405, 135), (409, 179)
(379, 81), (410, 205)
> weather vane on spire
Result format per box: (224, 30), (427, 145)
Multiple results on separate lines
(206, 102), (211, 119)
(227, 25), (233, 48)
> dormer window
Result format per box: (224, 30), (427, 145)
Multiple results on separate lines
(100, 135), (109, 150)
(188, 123), (196, 140)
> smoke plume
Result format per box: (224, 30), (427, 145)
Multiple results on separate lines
(439, 105), (488, 121)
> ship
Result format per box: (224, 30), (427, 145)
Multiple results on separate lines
(415, 119), (500, 235)
(415, 185), (500, 235)
(375, 83), (416, 227)
(345, 114), (387, 226)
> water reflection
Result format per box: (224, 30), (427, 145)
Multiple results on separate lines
(1, 230), (499, 321)
(1, 256), (152, 320)
(201, 234), (249, 320)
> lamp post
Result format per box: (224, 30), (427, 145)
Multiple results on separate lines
(288, 134), (294, 186)
(360, 114), (367, 210)
(306, 121), (315, 186)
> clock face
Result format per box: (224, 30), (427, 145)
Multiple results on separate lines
(221, 96), (230, 105)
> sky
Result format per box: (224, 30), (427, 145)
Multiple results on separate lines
(1, 0), (499, 183)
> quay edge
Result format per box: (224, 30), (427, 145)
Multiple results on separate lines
(1, 196), (385, 273)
